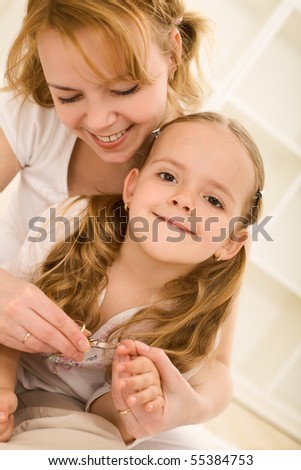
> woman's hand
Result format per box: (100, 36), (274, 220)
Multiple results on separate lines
(111, 340), (199, 439)
(0, 389), (18, 442)
(0, 269), (90, 360)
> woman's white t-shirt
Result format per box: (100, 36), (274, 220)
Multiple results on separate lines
(0, 91), (76, 265)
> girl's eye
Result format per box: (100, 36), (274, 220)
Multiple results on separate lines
(158, 172), (177, 183)
(57, 95), (81, 104)
(204, 195), (223, 209)
(112, 84), (140, 96)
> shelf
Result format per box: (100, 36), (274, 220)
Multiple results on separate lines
(0, 0), (25, 86)
(251, 184), (301, 294)
(189, 0), (282, 79)
(233, 264), (301, 389)
(272, 352), (301, 414)
(221, 102), (301, 215)
(233, 10), (301, 148)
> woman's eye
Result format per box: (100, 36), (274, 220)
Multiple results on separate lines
(204, 196), (223, 209)
(158, 172), (177, 183)
(57, 95), (81, 104)
(112, 84), (139, 96)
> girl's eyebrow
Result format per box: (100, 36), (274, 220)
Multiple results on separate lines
(150, 158), (186, 171)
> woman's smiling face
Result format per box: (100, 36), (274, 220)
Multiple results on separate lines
(123, 120), (256, 268)
(37, 27), (172, 164)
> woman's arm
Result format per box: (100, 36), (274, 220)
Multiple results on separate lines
(0, 128), (21, 191)
(0, 345), (19, 441)
(89, 391), (134, 445)
(0, 198), (91, 357)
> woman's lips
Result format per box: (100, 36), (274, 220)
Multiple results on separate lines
(96, 128), (127, 143)
(90, 125), (132, 148)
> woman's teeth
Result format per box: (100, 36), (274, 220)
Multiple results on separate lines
(96, 129), (126, 143)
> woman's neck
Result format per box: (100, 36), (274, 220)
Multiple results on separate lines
(68, 138), (139, 196)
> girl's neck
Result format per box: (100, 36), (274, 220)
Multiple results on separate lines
(114, 239), (192, 297)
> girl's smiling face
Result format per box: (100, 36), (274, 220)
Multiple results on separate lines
(123, 120), (256, 269)
(37, 27), (173, 164)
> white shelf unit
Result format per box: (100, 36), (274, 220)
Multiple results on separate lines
(187, 0), (301, 441)
(0, 0), (26, 86)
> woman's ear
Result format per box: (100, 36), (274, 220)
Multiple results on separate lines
(170, 27), (182, 56)
(169, 27), (182, 71)
(122, 168), (140, 205)
(219, 229), (249, 261)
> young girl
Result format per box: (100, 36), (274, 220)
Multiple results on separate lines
(0, 0), (211, 358)
(0, 112), (264, 446)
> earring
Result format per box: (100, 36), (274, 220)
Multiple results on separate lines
(124, 202), (130, 212)
(168, 71), (174, 83)
(214, 253), (223, 261)
(168, 67), (177, 83)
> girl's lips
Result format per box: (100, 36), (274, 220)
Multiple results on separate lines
(154, 214), (195, 235)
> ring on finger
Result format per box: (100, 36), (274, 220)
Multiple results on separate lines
(117, 408), (132, 415)
(22, 331), (32, 343)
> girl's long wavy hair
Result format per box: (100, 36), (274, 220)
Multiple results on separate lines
(4, 0), (212, 116)
(34, 113), (265, 373)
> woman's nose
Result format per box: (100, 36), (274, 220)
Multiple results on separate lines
(84, 97), (118, 131)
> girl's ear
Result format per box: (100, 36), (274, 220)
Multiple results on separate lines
(219, 229), (249, 261)
(122, 168), (140, 204)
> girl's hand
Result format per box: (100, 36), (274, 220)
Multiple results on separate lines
(111, 340), (197, 439)
(0, 269), (90, 360)
(113, 340), (164, 413)
(0, 390), (18, 442)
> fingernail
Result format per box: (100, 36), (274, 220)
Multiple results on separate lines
(117, 343), (127, 350)
(135, 340), (150, 351)
(129, 395), (137, 405)
(72, 351), (84, 362)
(119, 380), (126, 389)
(78, 339), (90, 352)
(0, 411), (7, 422)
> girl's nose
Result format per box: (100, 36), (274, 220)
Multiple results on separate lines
(168, 191), (194, 214)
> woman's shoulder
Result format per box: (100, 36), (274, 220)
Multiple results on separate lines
(0, 90), (58, 129)
(0, 90), (71, 167)
(4, 197), (90, 280)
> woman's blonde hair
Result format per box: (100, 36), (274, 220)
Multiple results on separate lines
(34, 112), (265, 373)
(4, 0), (212, 115)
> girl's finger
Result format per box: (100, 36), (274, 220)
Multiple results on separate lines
(120, 372), (160, 395)
(144, 396), (165, 414)
(117, 355), (159, 377)
(128, 385), (162, 407)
